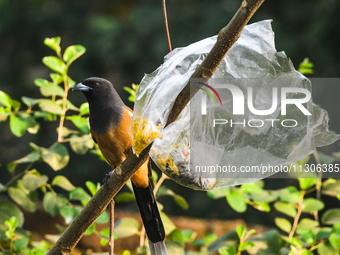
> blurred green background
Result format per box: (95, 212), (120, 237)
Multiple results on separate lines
(1, 0), (339, 226)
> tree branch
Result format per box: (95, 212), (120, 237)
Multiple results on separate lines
(47, 0), (265, 254)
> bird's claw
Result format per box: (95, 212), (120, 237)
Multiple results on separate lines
(102, 169), (115, 188)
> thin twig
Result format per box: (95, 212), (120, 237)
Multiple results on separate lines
(109, 200), (115, 255)
(162, 0), (172, 52)
(289, 190), (306, 239)
(312, 148), (322, 221)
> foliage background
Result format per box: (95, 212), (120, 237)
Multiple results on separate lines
(0, 0), (340, 228)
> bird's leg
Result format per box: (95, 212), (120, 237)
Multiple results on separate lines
(102, 168), (115, 188)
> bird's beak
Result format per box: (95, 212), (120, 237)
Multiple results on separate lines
(73, 83), (93, 92)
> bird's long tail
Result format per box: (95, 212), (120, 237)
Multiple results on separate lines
(132, 182), (167, 254)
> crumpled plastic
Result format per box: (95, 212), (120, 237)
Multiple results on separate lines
(132, 20), (340, 190)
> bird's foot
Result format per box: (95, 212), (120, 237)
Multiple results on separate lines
(102, 168), (115, 188)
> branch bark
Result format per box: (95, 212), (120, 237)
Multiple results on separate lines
(47, 0), (265, 254)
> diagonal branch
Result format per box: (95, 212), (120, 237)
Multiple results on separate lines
(47, 0), (265, 254)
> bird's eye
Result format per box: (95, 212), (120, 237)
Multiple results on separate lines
(93, 83), (99, 87)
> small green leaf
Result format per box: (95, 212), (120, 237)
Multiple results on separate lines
(38, 99), (64, 115)
(44, 37), (61, 55)
(296, 228), (316, 245)
(69, 187), (91, 203)
(0, 90), (12, 107)
(59, 205), (80, 224)
(253, 202), (270, 212)
(34, 111), (57, 121)
(86, 181), (97, 196)
(85, 223), (95, 235)
(96, 211), (109, 224)
(40, 82), (65, 97)
(43, 192), (68, 217)
(100, 238), (108, 246)
(43, 56), (67, 75)
(274, 202), (297, 218)
(34, 78), (49, 87)
(100, 228), (110, 238)
(239, 241), (255, 252)
(50, 73), (63, 84)
(274, 218), (292, 233)
(115, 192), (135, 203)
(7, 144), (41, 173)
(160, 211), (176, 235)
(218, 245), (236, 255)
(79, 102), (89, 116)
(168, 229), (184, 247)
(0, 106), (11, 121)
(13, 236), (30, 253)
(249, 190), (278, 203)
(115, 218), (140, 238)
(236, 225), (246, 240)
(226, 190), (247, 213)
(41, 143), (69, 171)
(322, 209), (340, 225)
(21, 96), (39, 108)
(289, 237), (303, 249)
(322, 179), (340, 197)
(52, 175), (75, 191)
(22, 173), (48, 191)
(8, 180), (38, 212)
(301, 198), (324, 212)
(67, 115), (90, 133)
(318, 242), (339, 255)
(329, 233), (340, 250)
(299, 178), (318, 190)
(279, 186), (300, 204)
(63, 45), (86, 65)
(207, 187), (230, 199)
(240, 183), (262, 193)
(297, 218), (319, 229)
(67, 76), (76, 88)
(10, 115), (28, 137)
(174, 194), (189, 210)
(316, 227), (332, 240)
(70, 134), (94, 154)
(0, 201), (24, 227)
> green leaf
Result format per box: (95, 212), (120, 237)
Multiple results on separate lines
(329, 233), (340, 250)
(253, 202), (270, 212)
(8, 180), (38, 212)
(10, 115), (28, 137)
(322, 209), (340, 225)
(226, 190), (247, 213)
(316, 227), (332, 240)
(22, 173), (48, 191)
(160, 211), (176, 235)
(168, 229), (184, 247)
(115, 192), (135, 203)
(218, 246), (236, 255)
(279, 186), (300, 204)
(70, 134), (94, 154)
(34, 78), (49, 87)
(299, 178), (318, 190)
(86, 181), (97, 196)
(59, 205), (80, 224)
(174, 194), (189, 210)
(41, 143), (69, 171)
(7, 144), (41, 173)
(297, 218), (319, 229)
(207, 187), (230, 199)
(52, 175), (75, 191)
(301, 198), (324, 212)
(0, 106), (11, 121)
(67, 76), (76, 88)
(296, 228), (315, 245)
(289, 237), (303, 249)
(0, 90), (12, 107)
(240, 183), (263, 193)
(100, 228), (110, 238)
(85, 223), (95, 235)
(21, 113), (40, 134)
(239, 241), (255, 252)
(63, 45), (86, 65)
(38, 99), (64, 115)
(67, 115), (90, 133)
(40, 82), (65, 97)
(322, 179), (340, 197)
(69, 187), (91, 203)
(249, 190), (278, 203)
(236, 225), (246, 240)
(114, 218), (140, 238)
(42, 56), (67, 75)
(100, 238), (108, 246)
(44, 37), (61, 55)
(96, 211), (109, 224)
(0, 201), (24, 227)
(318, 151), (336, 164)
(274, 218), (292, 233)
(318, 242), (339, 255)
(33, 111), (57, 121)
(79, 102), (89, 116)
(50, 73), (63, 84)
(43, 192), (68, 217)
(13, 236), (30, 253)
(274, 202), (297, 218)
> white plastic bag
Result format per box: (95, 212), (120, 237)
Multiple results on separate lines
(132, 20), (340, 190)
